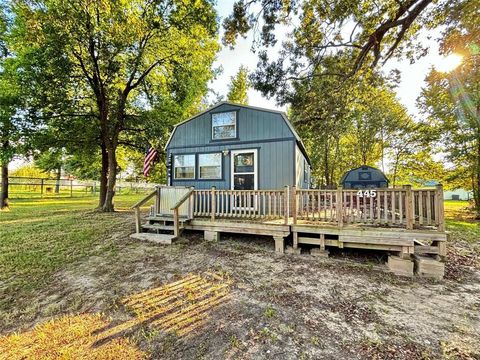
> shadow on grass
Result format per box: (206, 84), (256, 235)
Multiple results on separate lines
(0, 271), (232, 359)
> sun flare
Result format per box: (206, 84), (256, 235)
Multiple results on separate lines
(435, 53), (463, 72)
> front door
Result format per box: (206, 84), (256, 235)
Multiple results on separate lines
(231, 149), (258, 209)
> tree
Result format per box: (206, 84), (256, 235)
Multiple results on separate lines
(34, 148), (65, 193)
(0, 7), (22, 210)
(227, 66), (249, 104)
(289, 54), (412, 187)
(11, 0), (219, 211)
(289, 56), (354, 187)
(0, 74), (19, 210)
(419, 1), (480, 216)
(385, 122), (436, 186)
(221, 0), (476, 105)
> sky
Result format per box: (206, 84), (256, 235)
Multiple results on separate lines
(212, 1), (454, 119)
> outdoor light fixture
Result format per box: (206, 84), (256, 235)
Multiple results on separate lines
(222, 150), (230, 156)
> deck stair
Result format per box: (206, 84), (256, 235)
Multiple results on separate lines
(141, 216), (191, 234)
(131, 186), (195, 244)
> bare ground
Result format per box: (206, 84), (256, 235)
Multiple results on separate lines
(2, 212), (480, 360)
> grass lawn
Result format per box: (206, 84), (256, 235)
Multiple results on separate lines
(0, 195), (145, 312)
(0, 196), (479, 359)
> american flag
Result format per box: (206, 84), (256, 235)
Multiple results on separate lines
(143, 145), (158, 177)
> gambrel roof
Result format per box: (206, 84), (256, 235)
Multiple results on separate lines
(165, 101), (311, 165)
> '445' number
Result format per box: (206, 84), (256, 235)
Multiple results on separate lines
(357, 190), (377, 198)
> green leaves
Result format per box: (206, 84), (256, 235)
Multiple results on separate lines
(9, 0), (220, 182)
(289, 54), (420, 187)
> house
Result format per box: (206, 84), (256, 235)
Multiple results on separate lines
(340, 165), (389, 189)
(165, 102), (311, 191)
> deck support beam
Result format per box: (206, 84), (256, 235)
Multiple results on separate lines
(293, 231), (298, 249)
(273, 236), (285, 254)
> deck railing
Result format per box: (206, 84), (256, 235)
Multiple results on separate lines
(194, 188), (290, 224)
(295, 185), (445, 230)
(135, 184), (445, 231)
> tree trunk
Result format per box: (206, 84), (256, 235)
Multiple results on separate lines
(97, 142), (108, 209)
(0, 162), (8, 210)
(55, 166), (61, 194)
(392, 154), (400, 188)
(102, 144), (117, 212)
(474, 137), (480, 219)
(324, 141), (330, 187)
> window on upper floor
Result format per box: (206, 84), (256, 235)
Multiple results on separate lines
(212, 111), (236, 140)
(199, 153), (222, 179)
(173, 154), (195, 179)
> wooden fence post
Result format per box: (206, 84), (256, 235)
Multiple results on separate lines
(211, 186), (216, 221)
(40, 179), (44, 197)
(292, 186), (297, 224)
(336, 186), (343, 227)
(404, 185), (413, 230)
(284, 186), (290, 225)
(70, 180), (73, 197)
(436, 184), (445, 231)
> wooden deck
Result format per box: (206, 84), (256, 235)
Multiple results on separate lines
(132, 185), (447, 278)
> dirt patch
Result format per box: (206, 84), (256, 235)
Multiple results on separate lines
(2, 223), (480, 359)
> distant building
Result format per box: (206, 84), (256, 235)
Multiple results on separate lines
(443, 189), (473, 201)
(340, 165), (389, 189)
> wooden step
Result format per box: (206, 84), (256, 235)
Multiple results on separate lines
(142, 223), (178, 231)
(129, 233), (174, 245)
(145, 215), (190, 222)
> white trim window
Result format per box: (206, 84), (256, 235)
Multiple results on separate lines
(199, 153), (222, 179)
(231, 149), (258, 210)
(173, 154), (195, 179)
(212, 111), (236, 140)
(231, 149), (258, 190)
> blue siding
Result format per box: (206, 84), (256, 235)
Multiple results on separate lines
(169, 139), (295, 189)
(168, 104), (293, 148)
(166, 103), (309, 190)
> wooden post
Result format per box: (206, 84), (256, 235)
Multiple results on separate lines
(93, 181), (96, 195)
(336, 186), (343, 227)
(320, 233), (325, 251)
(40, 179), (44, 197)
(284, 186), (290, 225)
(292, 186), (297, 224)
(155, 186), (161, 216)
(70, 180), (73, 197)
(436, 184), (445, 231)
(173, 208), (179, 237)
(211, 186), (216, 221)
(404, 185), (413, 230)
(189, 189), (194, 219)
(134, 207), (141, 234)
